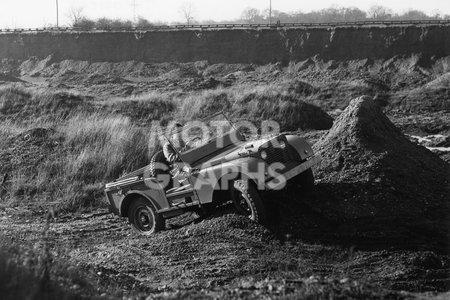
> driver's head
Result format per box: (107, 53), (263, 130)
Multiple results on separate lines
(170, 122), (184, 147)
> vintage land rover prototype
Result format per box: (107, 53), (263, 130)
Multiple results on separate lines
(105, 114), (320, 235)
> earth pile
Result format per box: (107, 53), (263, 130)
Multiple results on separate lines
(302, 96), (449, 250)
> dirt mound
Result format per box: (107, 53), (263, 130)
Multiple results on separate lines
(291, 101), (334, 130)
(50, 71), (130, 86)
(19, 55), (56, 77)
(232, 93), (333, 131)
(202, 63), (255, 77)
(158, 65), (202, 80)
(304, 96), (450, 250)
(0, 85), (93, 120)
(388, 86), (450, 113)
(0, 128), (61, 175)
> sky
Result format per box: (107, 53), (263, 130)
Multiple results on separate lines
(0, 0), (449, 28)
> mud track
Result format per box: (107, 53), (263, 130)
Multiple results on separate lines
(1, 206), (449, 299)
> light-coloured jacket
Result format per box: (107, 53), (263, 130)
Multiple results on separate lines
(163, 142), (180, 164)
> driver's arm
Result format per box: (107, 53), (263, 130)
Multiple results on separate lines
(163, 142), (179, 164)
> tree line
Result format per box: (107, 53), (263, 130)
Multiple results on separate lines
(68, 5), (449, 29)
(239, 6), (448, 24)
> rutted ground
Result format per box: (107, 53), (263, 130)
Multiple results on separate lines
(1, 209), (449, 299)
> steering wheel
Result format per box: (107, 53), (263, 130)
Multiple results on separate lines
(180, 136), (202, 152)
(186, 136), (202, 146)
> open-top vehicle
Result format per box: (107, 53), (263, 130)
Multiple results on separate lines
(104, 113), (320, 235)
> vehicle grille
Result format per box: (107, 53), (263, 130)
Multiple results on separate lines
(264, 144), (292, 166)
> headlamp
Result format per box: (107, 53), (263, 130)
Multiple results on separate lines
(260, 150), (268, 160)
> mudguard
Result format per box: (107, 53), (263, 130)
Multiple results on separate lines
(285, 135), (314, 160)
(120, 190), (164, 217)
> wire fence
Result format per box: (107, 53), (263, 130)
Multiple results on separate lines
(1, 19), (450, 33)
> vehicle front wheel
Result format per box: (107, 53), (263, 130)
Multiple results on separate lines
(232, 180), (266, 223)
(128, 197), (165, 235)
(289, 168), (315, 193)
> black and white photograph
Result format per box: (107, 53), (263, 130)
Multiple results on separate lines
(0, 0), (449, 299)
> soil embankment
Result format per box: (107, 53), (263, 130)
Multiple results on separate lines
(0, 25), (449, 64)
(310, 96), (450, 250)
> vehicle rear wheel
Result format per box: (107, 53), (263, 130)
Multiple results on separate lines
(232, 180), (266, 223)
(128, 197), (165, 235)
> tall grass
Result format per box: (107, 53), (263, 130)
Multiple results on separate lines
(62, 113), (149, 180)
(58, 113), (151, 210)
(2, 112), (152, 211)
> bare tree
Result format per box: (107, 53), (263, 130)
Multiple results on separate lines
(67, 7), (85, 26)
(180, 2), (195, 25)
(431, 9), (442, 19)
(241, 7), (261, 24)
(342, 7), (367, 22)
(368, 5), (393, 20)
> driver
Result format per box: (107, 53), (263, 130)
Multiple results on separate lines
(163, 123), (190, 185)
(163, 123), (184, 164)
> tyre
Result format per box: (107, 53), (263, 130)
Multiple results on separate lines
(128, 197), (165, 235)
(199, 202), (216, 217)
(289, 168), (315, 192)
(232, 180), (266, 223)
